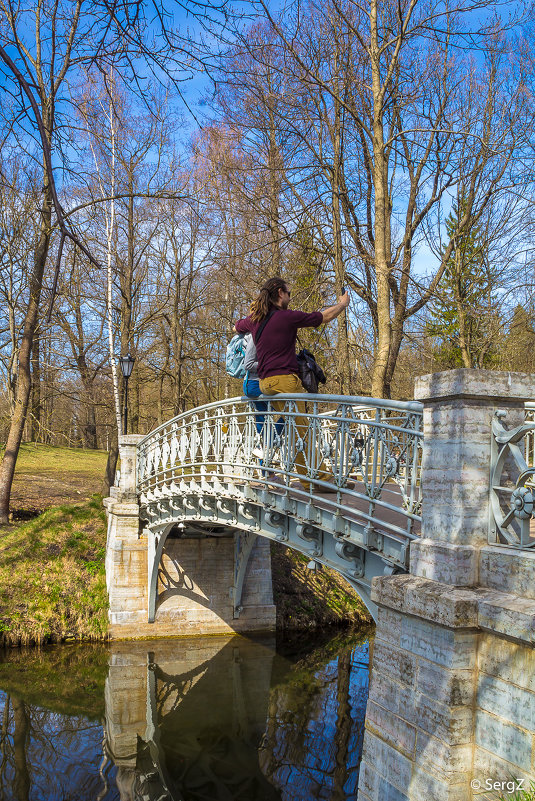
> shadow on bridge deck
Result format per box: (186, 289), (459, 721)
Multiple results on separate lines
(256, 477), (422, 539)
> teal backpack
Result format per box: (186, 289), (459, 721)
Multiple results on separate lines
(226, 334), (247, 378)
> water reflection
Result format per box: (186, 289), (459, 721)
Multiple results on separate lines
(0, 694), (111, 800)
(261, 645), (370, 801)
(0, 632), (371, 801)
(106, 638), (280, 800)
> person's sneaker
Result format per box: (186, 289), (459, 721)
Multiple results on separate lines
(252, 447), (264, 459)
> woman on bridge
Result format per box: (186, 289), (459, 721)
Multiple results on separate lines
(242, 332), (283, 474)
(234, 277), (349, 493)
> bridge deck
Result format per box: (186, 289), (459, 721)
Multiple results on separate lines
(246, 476), (421, 540)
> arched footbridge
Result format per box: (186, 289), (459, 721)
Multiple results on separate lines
(137, 394), (424, 619)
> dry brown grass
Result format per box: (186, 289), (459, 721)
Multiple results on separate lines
(6, 442), (108, 518)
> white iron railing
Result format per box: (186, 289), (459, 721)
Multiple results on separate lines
(137, 394), (423, 541)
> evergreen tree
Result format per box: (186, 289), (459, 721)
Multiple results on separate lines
(427, 197), (501, 369)
(501, 305), (535, 373)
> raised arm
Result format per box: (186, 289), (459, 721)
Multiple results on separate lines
(321, 292), (349, 323)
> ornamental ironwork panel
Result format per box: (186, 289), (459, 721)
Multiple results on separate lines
(137, 393), (423, 541)
(490, 404), (535, 548)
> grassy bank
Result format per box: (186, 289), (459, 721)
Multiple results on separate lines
(0, 497), (108, 646)
(10, 442), (108, 475)
(0, 443), (371, 644)
(271, 544), (372, 630)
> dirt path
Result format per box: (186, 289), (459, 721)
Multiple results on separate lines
(10, 471), (105, 519)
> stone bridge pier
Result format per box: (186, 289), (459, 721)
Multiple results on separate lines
(358, 370), (535, 801)
(104, 434), (276, 640)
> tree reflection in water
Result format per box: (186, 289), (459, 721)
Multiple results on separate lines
(260, 640), (370, 801)
(0, 632), (371, 801)
(0, 691), (114, 800)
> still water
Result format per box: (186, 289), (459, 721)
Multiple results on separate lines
(0, 630), (371, 801)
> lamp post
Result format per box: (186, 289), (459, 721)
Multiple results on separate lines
(118, 354), (135, 436)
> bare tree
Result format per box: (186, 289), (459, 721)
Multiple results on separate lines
(0, 157), (37, 423)
(0, 0), (231, 520)
(245, 0), (534, 396)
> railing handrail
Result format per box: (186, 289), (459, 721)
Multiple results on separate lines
(137, 391), (423, 547)
(138, 393), (424, 448)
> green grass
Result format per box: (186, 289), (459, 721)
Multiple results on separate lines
(495, 782), (535, 801)
(0, 496), (109, 645)
(11, 442), (108, 477)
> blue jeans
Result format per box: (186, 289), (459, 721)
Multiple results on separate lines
(243, 377), (267, 434)
(243, 377), (284, 454)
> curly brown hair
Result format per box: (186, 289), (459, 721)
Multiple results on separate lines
(249, 277), (287, 323)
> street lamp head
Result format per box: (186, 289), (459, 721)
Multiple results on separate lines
(118, 353), (135, 379)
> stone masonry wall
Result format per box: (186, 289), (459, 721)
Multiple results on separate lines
(359, 604), (476, 801)
(107, 523), (276, 640)
(360, 602), (535, 801)
(475, 632), (535, 787)
(153, 535), (276, 637)
(358, 371), (535, 801)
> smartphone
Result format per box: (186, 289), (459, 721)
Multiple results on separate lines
(341, 286), (346, 294)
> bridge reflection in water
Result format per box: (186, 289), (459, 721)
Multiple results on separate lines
(1, 623), (534, 799)
(0, 633), (371, 801)
(105, 634), (370, 800)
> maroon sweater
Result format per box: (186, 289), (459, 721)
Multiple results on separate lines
(235, 308), (323, 379)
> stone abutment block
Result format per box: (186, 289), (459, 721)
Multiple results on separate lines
(358, 370), (535, 801)
(104, 435), (276, 639)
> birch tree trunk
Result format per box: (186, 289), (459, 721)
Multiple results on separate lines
(331, 63), (351, 393)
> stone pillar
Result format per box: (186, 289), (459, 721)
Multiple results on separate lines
(358, 370), (535, 801)
(104, 434), (147, 631)
(411, 370), (535, 585)
(117, 434), (143, 502)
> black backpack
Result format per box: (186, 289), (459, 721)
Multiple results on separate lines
(296, 347), (327, 393)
